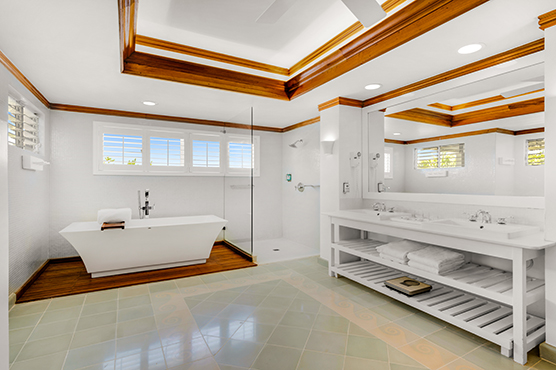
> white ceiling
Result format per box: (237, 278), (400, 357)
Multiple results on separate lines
(0, 0), (553, 130)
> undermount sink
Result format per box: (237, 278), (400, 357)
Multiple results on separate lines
(348, 209), (409, 220)
(422, 218), (540, 239)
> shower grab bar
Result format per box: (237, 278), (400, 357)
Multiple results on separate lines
(295, 182), (320, 192)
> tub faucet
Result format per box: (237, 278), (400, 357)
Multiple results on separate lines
(476, 210), (492, 224)
(138, 189), (155, 219)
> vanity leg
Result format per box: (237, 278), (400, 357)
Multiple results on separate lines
(329, 223), (339, 277)
(501, 346), (512, 358)
(512, 248), (527, 365)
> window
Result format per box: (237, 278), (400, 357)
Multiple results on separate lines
(415, 143), (464, 169)
(7, 96), (40, 152)
(103, 133), (143, 165)
(94, 122), (259, 176)
(526, 138), (544, 166)
(384, 147), (393, 179)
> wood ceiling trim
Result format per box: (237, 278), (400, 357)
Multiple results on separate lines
(0, 49), (50, 108)
(136, 35), (290, 76)
(429, 89), (544, 111)
(282, 117), (320, 133)
(382, 0), (409, 13)
(118, 0), (137, 72)
(318, 97), (364, 111)
(515, 127), (544, 136)
(386, 108), (452, 127)
(287, 0), (490, 100)
(123, 52), (289, 101)
(385, 138), (406, 144)
(364, 38), (545, 108)
(49, 103), (284, 132)
(404, 128), (514, 145)
(539, 9), (556, 30)
(451, 97), (544, 127)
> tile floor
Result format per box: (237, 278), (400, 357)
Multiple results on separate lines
(8, 257), (556, 370)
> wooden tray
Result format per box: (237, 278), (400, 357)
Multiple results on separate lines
(385, 276), (431, 296)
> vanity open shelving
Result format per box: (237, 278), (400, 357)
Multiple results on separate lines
(325, 210), (554, 365)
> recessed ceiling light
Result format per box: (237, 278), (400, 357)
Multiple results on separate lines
(142, 101), (157, 106)
(393, 132), (401, 136)
(458, 44), (483, 55)
(365, 83), (382, 90)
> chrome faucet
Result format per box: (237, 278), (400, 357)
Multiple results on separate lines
(476, 210), (492, 224)
(372, 202), (386, 212)
(138, 189), (155, 219)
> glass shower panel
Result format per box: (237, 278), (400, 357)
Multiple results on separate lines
(223, 107), (253, 256)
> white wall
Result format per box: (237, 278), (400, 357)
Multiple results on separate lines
(513, 133), (544, 196)
(282, 123), (320, 251)
(2, 68), (51, 296)
(49, 111), (282, 257)
(384, 143), (405, 192)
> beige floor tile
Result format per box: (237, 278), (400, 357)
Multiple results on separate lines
(370, 302), (416, 321)
(115, 347), (166, 370)
(81, 300), (118, 317)
(116, 330), (162, 358)
(397, 313), (445, 337)
(201, 273), (228, 284)
(85, 289), (118, 305)
(214, 339), (264, 368)
(399, 338), (459, 370)
(348, 323), (375, 338)
(64, 340), (116, 370)
(388, 345), (428, 368)
(163, 337), (212, 368)
(232, 293), (267, 306)
(279, 311), (316, 329)
(267, 325), (310, 348)
(371, 322), (421, 348)
(243, 284), (275, 296)
(118, 294), (151, 310)
(158, 323), (203, 347)
(251, 344), (302, 370)
(148, 281), (178, 294)
(206, 290), (242, 304)
(305, 330), (347, 355)
(9, 342), (23, 364)
(297, 350), (344, 370)
(117, 317), (157, 338)
(17, 333), (73, 361)
(464, 345), (531, 370)
(167, 356), (220, 370)
(346, 335), (388, 362)
(9, 300), (50, 318)
(29, 318), (78, 342)
(40, 306), (82, 325)
(74, 360), (115, 370)
(203, 335), (228, 355)
(155, 308), (194, 329)
(71, 324), (117, 349)
(259, 295), (294, 310)
(77, 311), (118, 331)
(221, 269), (251, 280)
(289, 298), (322, 314)
(10, 352), (67, 370)
(151, 292), (189, 314)
(343, 356), (389, 370)
(118, 284), (149, 298)
(438, 357), (486, 370)
(247, 307), (287, 325)
(200, 317), (243, 338)
(231, 322), (275, 342)
(9, 327), (34, 345)
(189, 301), (228, 317)
(425, 328), (483, 357)
(47, 295), (85, 311)
(118, 305), (154, 322)
(217, 303), (257, 321)
(312, 314), (349, 333)
(533, 360), (556, 370)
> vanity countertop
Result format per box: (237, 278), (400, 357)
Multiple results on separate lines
(323, 209), (555, 250)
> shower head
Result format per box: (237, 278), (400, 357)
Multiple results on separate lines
(289, 139), (304, 148)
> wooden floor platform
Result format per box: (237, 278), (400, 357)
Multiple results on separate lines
(17, 244), (256, 303)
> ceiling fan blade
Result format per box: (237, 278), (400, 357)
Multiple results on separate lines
(256, 0), (297, 24)
(341, 0), (386, 27)
(500, 82), (544, 98)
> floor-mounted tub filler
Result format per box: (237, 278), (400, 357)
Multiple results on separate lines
(60, 215), (227, 277)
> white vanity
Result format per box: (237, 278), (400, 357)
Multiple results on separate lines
(325, 209), (554, 365)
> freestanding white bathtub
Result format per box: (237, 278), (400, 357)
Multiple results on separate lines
(59, 215), (228, 278)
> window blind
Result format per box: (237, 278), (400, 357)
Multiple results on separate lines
(415, 143), (464, 169)
(8, 96), (40, 152)
(228, 142), (253, 169)
(103, 133), (143, 165)
(192, 140), (220, 168)
(150, 137), (184, 166)
(527, 138), (544, 166)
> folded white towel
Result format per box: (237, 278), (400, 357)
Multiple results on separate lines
(377, 240), (427, 261)
(379, 253), (407, 265)
(407, 246), (464, 269)
(408, 260), (465, 275)
(97, 208), (132, 225)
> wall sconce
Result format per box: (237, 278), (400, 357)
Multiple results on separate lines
(321, 140), (335, 155)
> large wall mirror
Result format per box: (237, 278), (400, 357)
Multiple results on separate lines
(364, 61), (545, 200)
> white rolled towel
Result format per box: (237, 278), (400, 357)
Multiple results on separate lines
(97, 208), (132, 225)
(377, 240), (427, 261)
(407, 246), (464, 269)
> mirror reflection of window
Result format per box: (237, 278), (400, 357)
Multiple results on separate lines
(384, 146), (393, 179)
(526, 138), (544, 166)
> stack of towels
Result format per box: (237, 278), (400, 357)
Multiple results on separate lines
(376, 240), (427, 265)
(407, 246), (465, 275)
(377, 240), (465, 275)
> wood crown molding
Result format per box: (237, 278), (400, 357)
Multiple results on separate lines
(0, 49), (50, 108)
(387, 127), (543, 146)
(364, 39), (544, 108)
(388, 97), (544, 127)
(539, 9), (556, 30)
(429, 89), (544, 111)
(282, 117), (320, 132)
(136, 35), (290, 76)
(318, 97), (364, 111)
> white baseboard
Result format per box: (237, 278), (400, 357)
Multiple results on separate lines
(8, 293), (16, 310)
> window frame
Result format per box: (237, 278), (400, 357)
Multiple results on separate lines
(93, 122), (260, 177)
